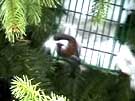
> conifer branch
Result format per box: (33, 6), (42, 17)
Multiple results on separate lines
(10, 75), (68, 101)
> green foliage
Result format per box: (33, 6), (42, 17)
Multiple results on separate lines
(92, 0), (110, 24)
(0, 41), (132, 101)
(0, 0), (26, 43)
(29, 2), (65, 47)
(0, 27), (7, 50)
(115, 12), (135, 48)
(23, 0), (42, 25)
(0, 42), (54, 91)
(42, 0), (62, 8)
(0, 0), (62, 43)
(11, 75), (68, 101)
(50, 60), (131, 101)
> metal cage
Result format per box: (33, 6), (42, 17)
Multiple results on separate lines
(57, 0), (134, 70)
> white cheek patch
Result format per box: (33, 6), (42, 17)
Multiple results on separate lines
(55, 40), (68, 50)
(43, 36), (69, 54)
(43, 36), (57, 54)
(116, 44), (135, 75)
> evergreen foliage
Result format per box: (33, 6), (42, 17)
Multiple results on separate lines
(51, 61), (131, 101)
(92, 0), (110, 24)
(0, 42), (54, 91)
(115, 11), (135, 48)
(0, 0), (26, 43)
(29, 3), (65, 47)
(0, 0), (62, 43)
(10, 75), (68, 101)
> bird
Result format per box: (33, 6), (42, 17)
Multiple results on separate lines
(54, 34), (80, 58)
(43, 33), (81, 64)
(53, 34), (81, 64)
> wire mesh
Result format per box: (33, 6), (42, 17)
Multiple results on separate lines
(57, 0), (135, 70)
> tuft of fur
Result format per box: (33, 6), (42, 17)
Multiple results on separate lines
(43, 35), (68, 56)
(116, 44), (135, 90)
